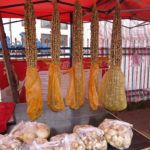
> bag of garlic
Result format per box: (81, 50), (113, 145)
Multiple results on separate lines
(29, 140), (61, 150)
(0, 134), (23, 150)
(73, 125), (107, 150)
(50, 133), (86, 150)
(10, 121), (50, 145)
(98, 119), (133, 149)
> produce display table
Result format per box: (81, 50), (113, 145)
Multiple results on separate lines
(10, 102), (150, 150)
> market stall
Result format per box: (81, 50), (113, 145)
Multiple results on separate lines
(0, 0), (150, 149)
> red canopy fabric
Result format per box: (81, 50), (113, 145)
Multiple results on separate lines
(0, 0), (150, 22)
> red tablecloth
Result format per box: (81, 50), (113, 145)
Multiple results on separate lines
(0, 102), (15, 133)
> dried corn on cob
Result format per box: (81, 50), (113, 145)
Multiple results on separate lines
(88, 3), (99, 111)
(99, 1), (127, 111)
(25, 0), (43, 120)
(65, 0), (85, 110)
(47, 0), (65, 112)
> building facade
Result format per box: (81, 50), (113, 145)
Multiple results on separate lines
(3, 18), (71, 48)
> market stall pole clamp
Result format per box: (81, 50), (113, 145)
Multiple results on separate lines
(24, 0), (43, 120)
(99, 0), (127, 111)
(88, 2), (99, 111)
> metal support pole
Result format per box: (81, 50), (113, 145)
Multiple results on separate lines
(0, 15), (19, 103)
(70, 12), (73, 67)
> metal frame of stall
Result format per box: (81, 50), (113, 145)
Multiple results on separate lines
(0, 0), (150, 103)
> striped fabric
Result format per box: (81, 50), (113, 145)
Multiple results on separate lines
(97, 19), (150, 102)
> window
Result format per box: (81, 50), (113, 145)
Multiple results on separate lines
(41, 20), (67, 29)
(41, 34), (50, 47)
(60, 23), (67, 29)
(41, 34), (68, 47)
(41, 20), (51, 28)
(61, 35), (68, 47)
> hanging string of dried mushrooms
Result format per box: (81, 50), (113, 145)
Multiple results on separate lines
(24, 0), (43, 120)
(88, 2), (99, 111)
(98, 1), (127, 111)
(65, 0), (85, 110)
(47, 0), (65, 112)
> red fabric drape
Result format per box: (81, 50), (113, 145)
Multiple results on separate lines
(0, 102), (15, 133)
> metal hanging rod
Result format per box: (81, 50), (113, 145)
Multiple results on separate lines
(0, 11), (24, 17)
(3, 19), (24, 25)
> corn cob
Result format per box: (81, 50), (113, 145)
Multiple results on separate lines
(65, 0), (85, 110)
(98, 1), (127, 111)
(110, 1), (122, 67)
(72, 0), (83, 63)
(24, 0), (37, 67)
(51, 0), (60, 66)
(47, 0), (65, 111)
(88, 3), (99, 110)
(90, 2), (99, 65)
(25, 0), (43, 120)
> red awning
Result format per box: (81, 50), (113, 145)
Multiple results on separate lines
(0, 0), (150, 22)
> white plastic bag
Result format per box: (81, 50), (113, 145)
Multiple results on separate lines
(99, 119), (133, 149)
(10, 121), (50, 145)
(50, 133), (85, 150)
(73, 125), (107, 150)
(29, 141), (60, 150)
(0, 134), (22, 150)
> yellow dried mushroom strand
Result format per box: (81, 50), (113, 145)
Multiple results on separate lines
(51, 0), (60, 65)
(110, 2), (122, 67)
(91, 3), (99, 65)
(73, 0), (83, 63)
(24, 0), (37, 67)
